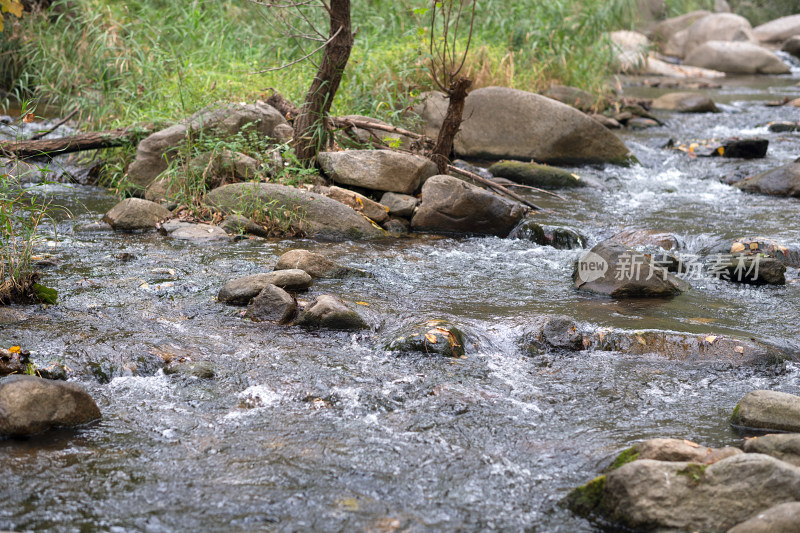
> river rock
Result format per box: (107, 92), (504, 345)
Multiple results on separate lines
(163, 360), (216, 379)
(768, 121), (800, 132)
(743, 434), (800, 467)
(608, 438), (742, 469)
(317, 150), (437, 194)
(415, 87), (634, 165)
(220, 214), (272, 238)
(651, 92), (719, 113)
(754, 14), (800, 43)
(158, 219), (230, 243)
(650, 10), (710, 45)
(488, 161), (586, 189)
(666, 13), (757, 58)
(734, 159), (800, 197)
(782, 35), (800, 58)
(0, 347), (29, 376)
(574, 241), (688, 298)
(410, 175), (525, 236)
(387, 320), (466, 358)
(509, 221), (585, 249)
(568, 454), (800, 531)
(102, 198), (171, 231)
(206, 182), (384, 240)
(609, 30), (650, 74)
(608, 229), (681, 250)
(294, 295), (367, 330)
(715, 138), (769, 159)
(725, 237), (800, 268)
(731, 390), (800, 433)
(379, 192), (417, 218)
(326, 185), (390, 223)
(713, 253), (786, 285)
(218, 269), (312, 305)
(274, 249), (359, 279)
(644, 56), (726, 78)
(685, 41), (790, 75)
(543, 85), (595, 111)
(0, 375), (101, 436)
(524, 315), (584, 352)
(244, 284), (296, 324)
(584, 329), (787, 364)
(728, 502), (800, 533)
(382, 218), (409, 235)
(126, 102), (286, 190)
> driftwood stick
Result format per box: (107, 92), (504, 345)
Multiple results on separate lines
(0, 127), (152, 159)
(29, 109), (79, 141)
(447, 164), (544, 211)
(496, 181), (568, 201)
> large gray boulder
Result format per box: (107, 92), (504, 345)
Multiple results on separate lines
(743, 433), (800, 467)
(735, 160), (800, 197)
(728, 502), (800, 533)
(127, 102), (287, 190)
(488, 161), (587, 188)
(685, 41), (790, 74)
(102, 198), (171, 231)
(574, 241), (688, 298)
(0, 375), (101, 436)
(608, 30), (650, 74)
(650, 10), (710, 45)
(754, 14), (800, 44)
(410, 175), (525, 236)
(317, 150), (437, 194)
(651, 92), (719, 113)
(568, 454), (800, 531)
(731, 390), (800, 433)
(612, 438), (741, 467)
(415, 87), (634, 165)
(218, 269), (312, 305)
(206, 182), (384, 240)
(665, 13), (757, 58)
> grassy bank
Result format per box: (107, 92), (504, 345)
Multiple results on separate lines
(2, 0), (630, 130)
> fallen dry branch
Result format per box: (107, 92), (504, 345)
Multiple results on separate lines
(0, 127), (153, 159)
(447, 164), (544, 211)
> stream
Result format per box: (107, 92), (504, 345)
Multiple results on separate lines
(2, 70), (800, 532)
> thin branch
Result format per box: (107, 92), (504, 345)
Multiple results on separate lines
(250, 25), (342, 74)
(30, 109), (78, 141)
(447, 164), (544, 211)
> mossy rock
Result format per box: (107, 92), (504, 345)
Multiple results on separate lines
(32, 283), (58, 305)
(387, 320), (466, 358)
(606, 446), (639, 471)
(510, 221), (586, 249)
(564, 475), (607, 517)
(489, 161), (587, 189)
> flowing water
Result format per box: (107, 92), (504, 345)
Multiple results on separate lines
(2, 71), (800, 532)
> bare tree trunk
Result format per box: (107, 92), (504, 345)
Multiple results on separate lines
(0, 127), (153, 159)
(293, 0), (353, 166)
(431, 76), (471, 174)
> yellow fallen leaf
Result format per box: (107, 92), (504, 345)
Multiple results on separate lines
(705, 335), (717, 344)
(683, 439), (700, 448)
(636, 336), (647, 346)
(424, 333), (438, 344)
(730, 243), (745, 253)
(749, 242), (758, 250)
(22, 113), (35, 123)
(9, 346), (21, 353)
(355, 301), (370, 306)
(717, 146), (725, 156)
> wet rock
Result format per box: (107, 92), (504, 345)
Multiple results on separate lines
(728, 502), (800, 533)
(743, 434), (800, 467)
(206, 182), (384, 240)
(626, 117), (660, 129)
(218, 269), (312, 305)
(541, 316), (584, 351)
(753, 14), (800, 44)
(543, 85), (596, 111)
(451, 159), (494, 180)
(102, 198), (171, 231)
(164, 360), (216, 379)
(608, 229), (681, 250)
(388, 320), (466, 358)
(244, 284), (296, 324)
(379, 192), (417, 218)
(713, 254), (786, 285)
(608, 438), (742, 469)
(317, 150), (437, 194)
(574, 241), (688, 298)
(35, 362), (69, 381)
(731, 390), (800, 433)
(666, 13), (757, 58)
(326, 185), (389, 223)
(650, 10), (711, 46)
(585, 329), (788, 364)
(651, 92), (719, 113)
(0, 375), (101, 437)
(685, 41), (790, 75)
(488, 161), (586, 189)
(382, 218), (409, 235)
(158, 219), (230, 243)
(724, 237), (800, 268)
(274, 249), (360, 279)
(414, 87), (634, 165)
(734, 159), (800, 197)
(782, 35), (800, 58)
(716, 138), (769, 159)
(294, 295), (366, 330)
(567, 454), (800, 531)
(220, 214), (272, 238)
(509, 221), (585, 249)
(127, 102), (287, 190)
(768, 120), (800, 132)
(590, 114), (622, 129)
(411, 175), (525, 236)
(0, 347), (29, 376)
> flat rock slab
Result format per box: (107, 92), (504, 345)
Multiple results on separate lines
(218, 269), (312, 305)
(743, 433), (800, 467)
(102, 198), (171, 231)
(326, 185), (390, 223)
(728, 502), (800, 533)
(651, 92), (719, 113)
(735, 159), (800, 197)
(488, 161), (587, 189)
(317, 150), (437, 194)
(685, 41), (790, 74)
(732, 390), (800, 432)
(0, 375), (101, 437)
(158, 219), (230, 243)
(274, 249), (359, 279)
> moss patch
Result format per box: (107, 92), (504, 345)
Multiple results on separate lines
(32, 283), (58, 305)
(606, 446), (639, 471)
(677, 463), (707, 486)
(564, 475), (607, 516)
(731, 402), (741, 423)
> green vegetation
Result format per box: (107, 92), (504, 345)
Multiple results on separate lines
(677, 463), (707, 485)
(564, 475), (607, 516)
(606, 446), (640, 471)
